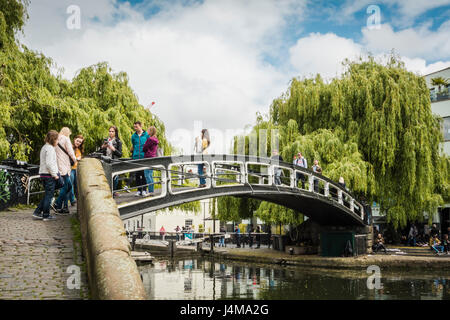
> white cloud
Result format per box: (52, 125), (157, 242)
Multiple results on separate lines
(361, 22), (450, 61)
(19, 0), (450, 155)
(20, 0), (304, 154)
(289, 32), (363, 79)
(288, 31), (450, 79)
(337, 0), (450, 27)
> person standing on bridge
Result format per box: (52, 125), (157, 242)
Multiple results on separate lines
(100, 126), (123, 197)
(54, 127), (78, 215)
(143, 126), (159, 196)
(32, 130), (61, 221)
(312, 159), (322, 193)
(194, 129), (210, 188)
(271, 150), (283, 185)
(131, 121), (149, 197)
(293, 152), (307, 189)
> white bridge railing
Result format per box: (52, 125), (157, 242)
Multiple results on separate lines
(105, 155), (365, 222)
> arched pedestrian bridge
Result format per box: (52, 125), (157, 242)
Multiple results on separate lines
(100, 154), (368, 227)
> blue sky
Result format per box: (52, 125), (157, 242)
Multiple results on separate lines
(20, 0), (450, 153)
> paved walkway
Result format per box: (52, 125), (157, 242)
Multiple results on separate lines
(0, 207), (89, 300)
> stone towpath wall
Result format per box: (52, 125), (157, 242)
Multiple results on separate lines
(77, 158), (146, 300)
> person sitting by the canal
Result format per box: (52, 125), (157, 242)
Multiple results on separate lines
(235, 225), (241, 248)
(373, 233), (387, 253)
(430, 234), (444, 255)
(442, 234), (449, 255)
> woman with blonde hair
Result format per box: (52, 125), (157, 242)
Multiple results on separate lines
(143, 126), (159, 195)
(54, 127), (77, 214)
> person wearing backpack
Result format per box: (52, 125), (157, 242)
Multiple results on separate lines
(143, 126), (159, 195)
(54, 127), (77, 215)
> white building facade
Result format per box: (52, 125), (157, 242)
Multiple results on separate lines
(425, 67), (450, 233)
(124, 198), (220, 234)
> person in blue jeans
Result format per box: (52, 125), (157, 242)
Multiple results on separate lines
(431, 235), (444, 255)
(54, 127), (77, 214)
(194, 129), (210, 187)
(131, 121), (149, 196)
(143, 126), (159, 195)
(33, 130), (60, 221)
(68, 135), (84, 205)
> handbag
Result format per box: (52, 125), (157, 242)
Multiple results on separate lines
(55, 173), (65, 189)
(58, 143), (75, 166)
(156, 147), (163, 157)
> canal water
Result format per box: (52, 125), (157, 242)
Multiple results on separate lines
(138, 257), (450, 300)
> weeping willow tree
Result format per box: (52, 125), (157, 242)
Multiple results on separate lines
(0, 0), (203, 213)
(218, 55), (448, 229)
(0, 0), (170, 162)
(270, 55), (448, 229)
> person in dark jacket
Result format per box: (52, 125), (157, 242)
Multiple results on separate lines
(142, 126), (159, 195)
(271, 150), (284, 185)
(100, 126), (123, 196)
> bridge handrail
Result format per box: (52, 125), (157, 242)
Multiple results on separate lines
(100, 154), (366, 222)
(102, 154), (365, 206)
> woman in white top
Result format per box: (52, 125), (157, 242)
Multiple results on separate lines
(32, 130), (60, 221)
(194, 129), (210, 187)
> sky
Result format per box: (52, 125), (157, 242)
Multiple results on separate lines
(19, 0), (450, 154)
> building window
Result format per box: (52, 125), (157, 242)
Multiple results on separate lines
(185, 219), (193, 228)
(443, 117), (450, 142)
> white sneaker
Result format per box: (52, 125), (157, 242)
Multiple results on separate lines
(135, 191), (142, 197)
(142, 191), (148, 197)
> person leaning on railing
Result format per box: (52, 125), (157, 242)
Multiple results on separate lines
(142, 126), (159, 196)
(311, 159), (322, 193)
(100, 125), (123, 197)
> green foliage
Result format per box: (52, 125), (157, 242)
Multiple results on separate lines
(0, 0), (28, 43)
(218, 55), (448, 229)
(431, 76), (449, 92)
(269, 55), (447, 229)
(254, 201), (304, 225)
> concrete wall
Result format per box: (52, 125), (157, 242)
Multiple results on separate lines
(77, 158), (146, 300)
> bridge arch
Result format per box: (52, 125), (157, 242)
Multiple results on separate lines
(100, 154), (368, 227)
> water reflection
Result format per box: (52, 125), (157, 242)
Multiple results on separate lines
(138, 258), (450, 300)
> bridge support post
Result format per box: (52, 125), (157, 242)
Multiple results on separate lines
(168, 240), (176, 258)
(210, 234), (214, 253)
